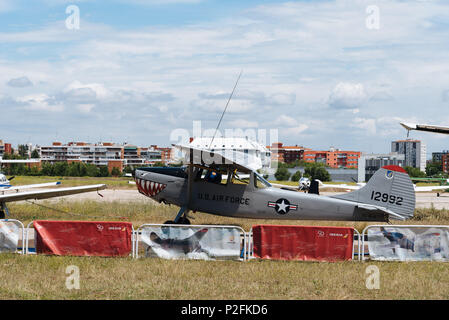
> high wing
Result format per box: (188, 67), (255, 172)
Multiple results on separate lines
(0, 184), (106, 203)
(400, 122), (449, 135)
(174, 144), (262, 172)
(1, 181), (62, 192)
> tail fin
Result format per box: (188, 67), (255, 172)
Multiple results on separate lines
(332, 165), (415, 220)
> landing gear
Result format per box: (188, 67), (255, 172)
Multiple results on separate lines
(164, 206), (191, 225)
(163, 216), (191, 225)
(0, 203), (8, 219)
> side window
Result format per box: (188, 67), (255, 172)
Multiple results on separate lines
(197, 168), (227, 185)
(254, 172), (271, 189)
(230, 171), (250, 185)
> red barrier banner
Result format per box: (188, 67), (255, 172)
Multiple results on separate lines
(252, 225), (354, 262)
(34, 220), (133, 257)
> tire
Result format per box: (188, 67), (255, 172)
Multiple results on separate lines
(177, 217), (191, 225)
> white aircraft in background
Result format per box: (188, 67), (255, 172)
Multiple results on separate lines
(400, 122), (449, 136)
(0, 172), (106, 218)
(272, 176), (449, 195)
(0, 173), (61, 191)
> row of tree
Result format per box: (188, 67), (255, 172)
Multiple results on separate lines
(274, 162), (331, 182)
(274, 161), (448, 182)
(2, 162), (119, 177)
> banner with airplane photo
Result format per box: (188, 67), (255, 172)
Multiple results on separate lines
(0, 221), (20, 253)
(139, 226), (242, 260)
(367, 226), (449, 261)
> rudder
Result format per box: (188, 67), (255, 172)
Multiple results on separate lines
(331, 165), (415, 220)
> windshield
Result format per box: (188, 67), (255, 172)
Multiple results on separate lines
(254, 172), (272, 188)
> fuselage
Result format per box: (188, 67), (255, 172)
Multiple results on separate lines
(134, 167), (388, 222)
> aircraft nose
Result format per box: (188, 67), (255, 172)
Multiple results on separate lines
(134, 170), (167, 198)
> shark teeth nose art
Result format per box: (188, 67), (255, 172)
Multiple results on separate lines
(135, 178), (167, 197)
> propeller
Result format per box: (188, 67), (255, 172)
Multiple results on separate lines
(8, 176), (15, 181)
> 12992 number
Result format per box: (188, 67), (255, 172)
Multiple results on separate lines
(370, 191), (403, 205)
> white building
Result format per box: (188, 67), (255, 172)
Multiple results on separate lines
(188, 137), (272, 170)
(391, 139), (426, 172)
(358, 152), (405, 182)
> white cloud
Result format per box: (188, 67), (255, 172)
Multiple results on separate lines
(17, 94), (64, 112)
(275, 114), (297, 127)
(281, 124), (309, 136)
(77, 103), (95, 113)
(7, 76), (33, 88)
(232, 119), (259, 128)
(351, 117), (377, 135)
(328, 82), (367, 110)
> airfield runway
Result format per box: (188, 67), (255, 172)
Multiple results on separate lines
(42, 189), (449, 210)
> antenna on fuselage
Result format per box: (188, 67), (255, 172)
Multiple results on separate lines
(208, 70), (243, 150)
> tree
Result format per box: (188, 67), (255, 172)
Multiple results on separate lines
(426, 161), (443, 177)
(31, 149), (40, 159)
(17, 144), (29, 158)
(40, 163), (54, 176)
(291, 170), (302, 182)
(111, 167), (121, 177)
(274, 167), (291, 181)
(152, 161), (165, 167)
(304, 163), (331, 181)
(98, 166), (110, 177)
(85, 163), (99, 177)
(404, 166), (426, 178)
(54, 162), (69, 176)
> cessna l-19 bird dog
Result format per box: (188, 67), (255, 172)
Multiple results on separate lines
(134, 146), (416, 223)
(0, 172), (106, 218)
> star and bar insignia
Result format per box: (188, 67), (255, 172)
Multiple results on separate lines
(267, 198), (298, 214)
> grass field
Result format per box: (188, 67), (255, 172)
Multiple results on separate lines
(10, 175), (135, 189)
(1, 176), (449, 300)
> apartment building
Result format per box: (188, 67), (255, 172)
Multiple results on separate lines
(391, 139), (426, 172)
(0, 140), (12, 158)
(39, 142), (174, 172)
(268, 142), (308, 164)
(303, 147), (361, 168)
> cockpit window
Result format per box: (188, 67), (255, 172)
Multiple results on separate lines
(254, 172), (272, 189)
(193, 167), (227, 185)
(230, 170), (250, 185)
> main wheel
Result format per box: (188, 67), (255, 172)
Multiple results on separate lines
(177, 217), (191, 225)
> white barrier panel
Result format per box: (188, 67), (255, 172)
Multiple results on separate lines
(136, 224), (246, 261)
(0, 219), (25, 254)
(363, 225), (449, 262)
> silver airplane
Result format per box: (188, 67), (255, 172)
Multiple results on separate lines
(0, 172), (106, 219)
(133, 145), (416, 224)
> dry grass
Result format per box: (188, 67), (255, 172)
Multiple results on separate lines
(1, 199), (449, 300)
(0, 254), (447, 300)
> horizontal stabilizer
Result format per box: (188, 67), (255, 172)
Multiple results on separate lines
(331, 165), (415, 220)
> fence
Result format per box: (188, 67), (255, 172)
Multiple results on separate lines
(246, 225), (361, 262)
(134, 224), (247, 261)
(1, 219), (447, 263)
(362, 224), (449, 261)
(0, 219), (25, 254)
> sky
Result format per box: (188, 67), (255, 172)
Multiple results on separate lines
(1, 0), (449, 158)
